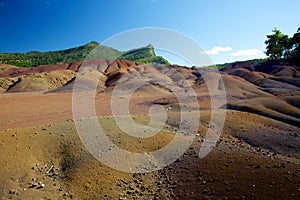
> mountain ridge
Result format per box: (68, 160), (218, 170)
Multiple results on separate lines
(0, 42), (170, 68)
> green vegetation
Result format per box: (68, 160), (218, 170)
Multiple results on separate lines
(120, 44), (170, 66)
(265, 27), (300, 62)
(0, 41), (121, 68)
(204, 27), (300, 69)
(0, 42), (170, 68)
(204, 58), (267, 69)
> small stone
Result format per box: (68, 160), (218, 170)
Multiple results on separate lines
(9, 189), (17, 194)
(202, 189), (208, 194)
(252, 184), (256, 188)
(126, 190), (133, 194)
(29, 183), (38, 188)
(37, 183), (45, 189)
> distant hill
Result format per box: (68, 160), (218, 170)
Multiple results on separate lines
(0, 41), (120, 68)
(204, 58), (268, 69)
(120, 44), (170, 66)
(0, 42), (170, 68)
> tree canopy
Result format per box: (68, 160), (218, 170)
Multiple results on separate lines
(265, 27), (300, 62)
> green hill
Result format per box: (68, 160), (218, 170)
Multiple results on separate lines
(0, 42), (170, 68)
(204, 58), (268, 69)
(0, 41), (121, 68)
(120, 44), (170, 66)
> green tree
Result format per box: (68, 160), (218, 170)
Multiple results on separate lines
(265, 28), (289, 60)
(290, 27), (300, 61)
(283, 37), (293, 59)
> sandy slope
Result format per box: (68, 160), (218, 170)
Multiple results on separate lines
(0, 60), (300, 199)
(0, 110), (299, 199)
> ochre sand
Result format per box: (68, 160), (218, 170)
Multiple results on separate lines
(0, 91), (299, 199)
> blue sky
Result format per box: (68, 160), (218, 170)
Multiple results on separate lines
(0, 0), (299, 65)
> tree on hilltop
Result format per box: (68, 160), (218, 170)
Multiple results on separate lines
(265, 28), (289, 60)
(265, 27), (300, 62)
(290, 28), (300, 61)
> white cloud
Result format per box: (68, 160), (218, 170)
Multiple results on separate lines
(199, 46), (232, 55)
(231, 49), (265, 57)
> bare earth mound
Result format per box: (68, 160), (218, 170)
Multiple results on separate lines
(0, 59), (299, 199)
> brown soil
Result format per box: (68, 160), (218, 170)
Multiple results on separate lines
(0, 60), (299, 199)
(1, 110), (299, 199)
